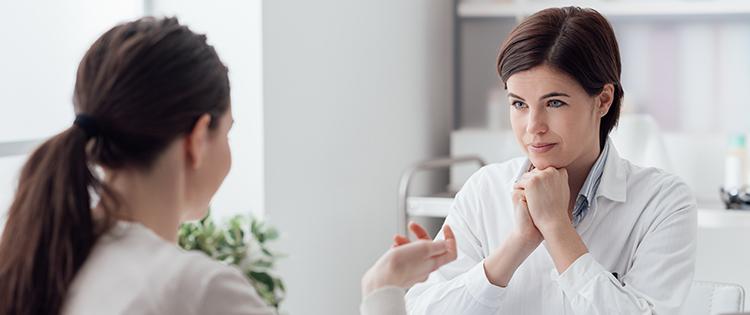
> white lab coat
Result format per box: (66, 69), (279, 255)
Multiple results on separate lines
(405, 144), (697, 315)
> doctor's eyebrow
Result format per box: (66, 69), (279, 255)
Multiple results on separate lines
(508, 93), (526, 102)
(507, 92), (571, 101)
(540, 92), (570, 99)
(508, 93), (525, 101)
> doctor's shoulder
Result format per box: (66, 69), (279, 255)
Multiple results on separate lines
(620, 160), (698, 218)
(447, 158), (526, 229)
(455, 157), (526, 197)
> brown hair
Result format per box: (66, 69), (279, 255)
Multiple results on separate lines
(0, 17), (230, 314)
(496, 6), (624, 149)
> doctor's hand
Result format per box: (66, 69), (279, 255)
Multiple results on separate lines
(511, 187), (543, 245)
(361, 222), (457, 297)
(514, 167), (571, 235)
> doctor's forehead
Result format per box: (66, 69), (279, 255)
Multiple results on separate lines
(506, 65), (582, 98)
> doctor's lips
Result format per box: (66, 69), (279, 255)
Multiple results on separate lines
(528, 142), (557, 153)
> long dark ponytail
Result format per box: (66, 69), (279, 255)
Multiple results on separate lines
(0, 17), (230, 314)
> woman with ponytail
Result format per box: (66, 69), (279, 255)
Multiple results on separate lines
(0, 16), (256, 315)
(0, 17), (456, 315)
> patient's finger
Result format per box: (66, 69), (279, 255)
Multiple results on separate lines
(442, 225), (455, 241)
(431, 250), (457, 270)
(409, 222), (431, 240)
(392, 234), (409, 247)
(442, 225), (457, 255)
(422, 240), (449, 257)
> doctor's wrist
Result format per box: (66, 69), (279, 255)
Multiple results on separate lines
(509, 230), (543, 249)
(537, 218), (574, 238)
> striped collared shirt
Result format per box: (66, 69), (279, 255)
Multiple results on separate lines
(571, 140), (610, 226)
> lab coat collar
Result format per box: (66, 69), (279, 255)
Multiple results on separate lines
(595, 138), (627, 203)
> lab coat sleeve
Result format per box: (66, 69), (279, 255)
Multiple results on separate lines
(554, 179), (697, 315)
(405, 169), (510, 314)
(360, 287), (407, 315)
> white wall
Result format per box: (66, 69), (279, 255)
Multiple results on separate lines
(0, 1), (143, 142)
(0, 0), (142, 218)
(151, 0), (265, 221)
(263, 1), (453, 314)
(0, 0), (264, 225)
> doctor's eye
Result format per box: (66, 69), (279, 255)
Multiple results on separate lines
(547, 99), (567, 108)
(510, 100), (527, 110)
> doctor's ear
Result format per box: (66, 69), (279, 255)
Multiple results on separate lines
(596, 83), (615, 117)
(184, 114), (212, 169)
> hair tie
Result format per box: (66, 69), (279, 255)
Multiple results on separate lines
(74, 114), (100, 138)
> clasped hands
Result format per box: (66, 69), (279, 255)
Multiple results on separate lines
(511, 166), (572, 245)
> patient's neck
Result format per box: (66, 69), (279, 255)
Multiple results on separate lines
(99, 159), (185, 244)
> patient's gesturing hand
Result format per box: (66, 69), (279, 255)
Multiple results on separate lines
(361, 222), (457, 296)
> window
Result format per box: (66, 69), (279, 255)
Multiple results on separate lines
(0, 0), (264, 225)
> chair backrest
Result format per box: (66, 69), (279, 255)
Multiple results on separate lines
(680, 281), (745, 315)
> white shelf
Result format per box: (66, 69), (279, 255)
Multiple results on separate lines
(408, 196), (750, 228)
(696, 207), (750, 229)
(0, 139), (41, 158)
(458, 1), (750, 18)
(407, 197), (455, 218)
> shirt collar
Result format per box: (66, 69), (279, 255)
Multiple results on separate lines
(577, 140), (610, 202)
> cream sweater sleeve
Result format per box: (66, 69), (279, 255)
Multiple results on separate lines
(360, 287), (407, 315)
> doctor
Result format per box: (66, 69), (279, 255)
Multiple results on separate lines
(406, 6), (697, 315)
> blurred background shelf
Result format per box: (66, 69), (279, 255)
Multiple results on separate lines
(458, 0), (750, 18)
(0, 139), (41, 158)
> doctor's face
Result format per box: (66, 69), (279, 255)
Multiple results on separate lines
(507, 64), (610, 169)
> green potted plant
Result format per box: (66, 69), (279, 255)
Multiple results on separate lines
(178, 213), (285, 310)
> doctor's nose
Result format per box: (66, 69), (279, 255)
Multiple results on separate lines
(526, 108), (549, 135)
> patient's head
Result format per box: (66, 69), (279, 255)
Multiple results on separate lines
(74, 16), (233, 219)
(496, 7), (623, 170)
(0, 17), (231, 315)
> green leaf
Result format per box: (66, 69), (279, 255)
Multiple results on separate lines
(179, 212), (285, 309)
(251, 259), (273, 269)
(264, 227), (279, 241)
(249, 271), (275, 291)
